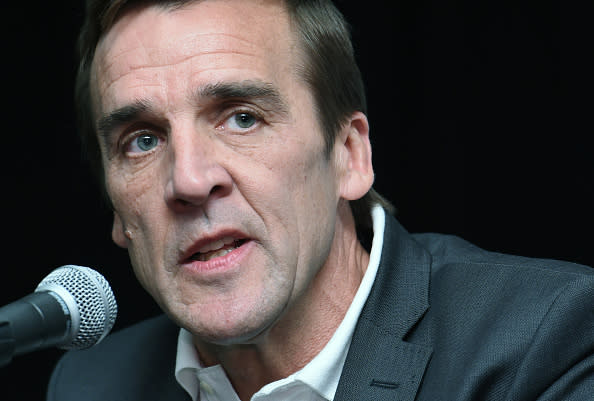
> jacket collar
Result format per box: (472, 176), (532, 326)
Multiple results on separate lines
(334, 213), (433, 401)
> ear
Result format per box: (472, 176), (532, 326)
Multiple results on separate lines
(111, 211), (129, 249)
(335, 111), (374, 201)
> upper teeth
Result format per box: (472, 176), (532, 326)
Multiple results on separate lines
(196, 237), (237, 254)
(198, 248), (234, 261)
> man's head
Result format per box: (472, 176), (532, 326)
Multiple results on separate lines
(77, 0), (393, 236)
(78, 0), (389, 344)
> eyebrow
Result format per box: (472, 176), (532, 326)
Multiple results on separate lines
(196, 80), (290, 116)
(96, 99), (153, 143)
(95, 80), (290, 141)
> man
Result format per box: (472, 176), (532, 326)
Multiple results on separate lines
(48, 0), (594, 400)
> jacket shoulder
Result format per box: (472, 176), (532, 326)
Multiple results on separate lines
(409, 232), (594, 400)
(413, 231), (594, 278)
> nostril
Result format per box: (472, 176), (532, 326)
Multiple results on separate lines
(209, 184), (233, 200)
(210, 185), (223, 195)
(176, 198), (192, 207)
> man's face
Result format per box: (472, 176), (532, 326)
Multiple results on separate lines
(92, 0), (354, 344)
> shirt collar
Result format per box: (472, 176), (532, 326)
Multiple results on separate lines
(292, 204), (385, 399)
(175, 327), (202, 398)
(175, 205), (386, 400)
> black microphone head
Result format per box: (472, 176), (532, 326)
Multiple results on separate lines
(34, 265), (117, 350)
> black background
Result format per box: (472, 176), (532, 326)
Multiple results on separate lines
(1, 1), (591, 399)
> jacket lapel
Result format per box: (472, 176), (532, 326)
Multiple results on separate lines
(334, 214), (433, 401)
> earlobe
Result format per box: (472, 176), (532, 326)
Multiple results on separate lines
(112, 211), (129, 249)
(337, 112), (374, 201)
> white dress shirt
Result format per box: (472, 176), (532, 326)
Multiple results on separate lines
(175, 205), (386, 401)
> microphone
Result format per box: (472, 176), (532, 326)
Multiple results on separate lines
(0, 265), (117, 367)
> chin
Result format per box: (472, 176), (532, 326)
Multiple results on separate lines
(198, 318), (276, 346)
(168, 307), (274, 346)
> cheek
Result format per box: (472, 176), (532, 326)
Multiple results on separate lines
(106, 161), (161, 219)
(261, 146), (338, 275)
(105, 164), (168, 271)
(245, 125), (337, 231)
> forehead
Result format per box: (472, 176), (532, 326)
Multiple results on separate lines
(92, 0), (297, 110)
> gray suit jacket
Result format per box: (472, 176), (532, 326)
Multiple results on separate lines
(47, 214), (594, 400)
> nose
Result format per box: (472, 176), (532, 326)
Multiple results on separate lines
(164, 131), (233, 211)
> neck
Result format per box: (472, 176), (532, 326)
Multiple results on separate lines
(194, 201), (370, 401)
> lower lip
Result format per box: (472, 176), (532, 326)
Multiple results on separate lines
(181, 240), (254, 276)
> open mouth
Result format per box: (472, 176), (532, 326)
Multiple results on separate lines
(190, 238), (247, 262)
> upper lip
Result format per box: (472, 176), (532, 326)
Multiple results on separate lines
(179, 229), (250, 263)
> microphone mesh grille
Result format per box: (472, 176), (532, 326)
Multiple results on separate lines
(36, 265), (117, 349)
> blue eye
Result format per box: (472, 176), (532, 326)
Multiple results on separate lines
(232, 113), (257, 129)
(131, 134), (160, 152)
